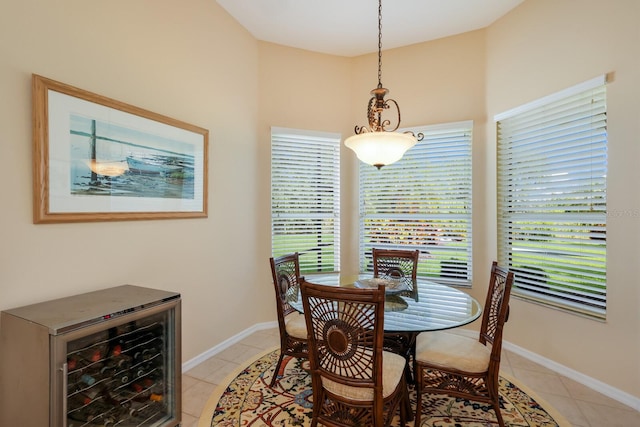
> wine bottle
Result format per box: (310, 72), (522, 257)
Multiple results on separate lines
(67, 353), (91, 377)
(132, 363), (151, 380)
(67, 392), (92, 410)
(113, 369), (131, 387)
(139, 322), (164, 336)
(110, 341), (124, 357)
(145, 365), (164, 381)
(134, 324), (164, 346)
(144, 337), (164, 357)
(67, 393), (98, 423)
(149, 392), (163, 402)
(130, 377), (165, 403)
(111, 353), (133, 371)
(80, 373), (96, 386)
(87, 347), (103, 363)
(67, 355), (81, 371)
(66, 357), (87, 392)
(99, 363), (116, 378)
(128, 400), (152, 417)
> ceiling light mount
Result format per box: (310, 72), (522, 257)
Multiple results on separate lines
(345, 0), (423, 169)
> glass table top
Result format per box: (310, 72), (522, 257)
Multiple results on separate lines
(290, 274), (482, 333)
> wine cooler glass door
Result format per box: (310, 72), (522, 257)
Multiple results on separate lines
(51, 300), (181, 427)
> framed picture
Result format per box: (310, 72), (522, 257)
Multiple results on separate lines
(32, 74), (208, 223)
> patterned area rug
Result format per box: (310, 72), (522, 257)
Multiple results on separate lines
(199, 347), (571, 427)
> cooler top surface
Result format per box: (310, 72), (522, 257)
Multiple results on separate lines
(2, 285), (180, 334)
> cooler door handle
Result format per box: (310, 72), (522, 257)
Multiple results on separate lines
(61, 362), (68, 427)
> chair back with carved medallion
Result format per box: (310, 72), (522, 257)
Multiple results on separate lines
(271, 253), (301, 319)
(372, 248), (419, 282)
(300, 279), (410, 427)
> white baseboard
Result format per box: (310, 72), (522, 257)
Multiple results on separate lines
(181, 321), (277, 372)
(451, 329), (640, 411)
(503, 340), (640, 412)
(182, 323), (640, 412)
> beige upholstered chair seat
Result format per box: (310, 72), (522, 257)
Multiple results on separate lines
(322, 351), (406, 401)
(415, 331), (491, 373)
(284, 312), (307, 339)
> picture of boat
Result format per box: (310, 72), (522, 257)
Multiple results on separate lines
(126, 156), (183, 175)
(70, 116), (197, 198)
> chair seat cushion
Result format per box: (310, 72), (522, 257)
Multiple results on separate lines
(322, 350), (406, 401)
(284, 311), (307, 339)
(415, 331), (490, 374)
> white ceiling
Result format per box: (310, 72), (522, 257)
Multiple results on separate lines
(216, 0), (525, 57)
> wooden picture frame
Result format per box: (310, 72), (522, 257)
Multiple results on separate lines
(32, 74), (208, 223)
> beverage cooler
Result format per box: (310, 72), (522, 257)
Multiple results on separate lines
(0, 285), (181, 427)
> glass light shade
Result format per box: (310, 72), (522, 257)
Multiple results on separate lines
(344, 131), (417, 168)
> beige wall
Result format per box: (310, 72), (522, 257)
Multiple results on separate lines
(486, 0), (640, 400)
(0, 0), (271, 362)
(256, 42), (354, 278)
(1, 0), (638, 404)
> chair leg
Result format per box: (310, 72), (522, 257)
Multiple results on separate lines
(403, 382), (413, 422)
(414, 366), (422, 426)
(269, 353), (285, 387)
(310, 388), (321, 427)
(399, 400), (407, 427)
(394, 382), (408, 426)
(492, 398), (505, 427)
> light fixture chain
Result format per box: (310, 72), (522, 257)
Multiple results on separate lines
(377, 0), (383, 88)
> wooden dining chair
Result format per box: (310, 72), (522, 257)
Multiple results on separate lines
(372, 248), (420, 280)
(413, 261), (514, 426)
(269, 253), (308, 387)
(300, 279), (410, 427)
(372, 248), (419, 297)
(373, 248), (420, 380)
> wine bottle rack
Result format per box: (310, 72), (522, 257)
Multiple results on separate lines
(66, 315), (169, 427)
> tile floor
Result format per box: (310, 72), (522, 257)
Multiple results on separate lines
(181, 327), (640, 427)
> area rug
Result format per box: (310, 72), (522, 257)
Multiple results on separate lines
(198, 347), (571, 427)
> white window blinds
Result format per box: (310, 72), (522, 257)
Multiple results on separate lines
(271, 127), (341, 274)
(496, 76), (607, 319)
(359, 121), (473, 286)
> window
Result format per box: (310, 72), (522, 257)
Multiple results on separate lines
(495, 76), (607, 319)
(358, 121), (473, 286)
(271, 127), (340, 274)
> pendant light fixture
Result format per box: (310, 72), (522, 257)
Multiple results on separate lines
(344, 0), (423, 169)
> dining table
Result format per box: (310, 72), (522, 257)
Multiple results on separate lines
(289, 273), (482, 382)
(290, 273), (482, 332)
